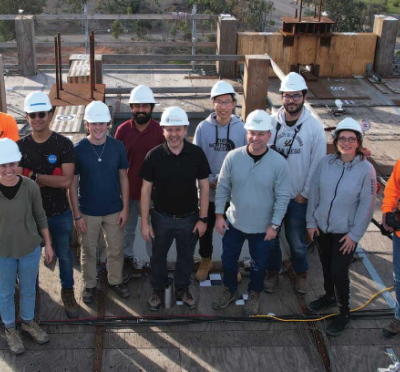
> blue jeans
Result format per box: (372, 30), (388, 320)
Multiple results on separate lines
(393, 234), (400, 319)
(222, 222), (275, 293)
(48, 209), (74, 289)
(0, 246), (41, 326)
(266, 199), (308, 273)
(123, 199), (152, 260)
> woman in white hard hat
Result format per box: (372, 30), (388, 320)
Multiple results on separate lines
(0, 138), (54, 355)
(306, 118), (376, 336)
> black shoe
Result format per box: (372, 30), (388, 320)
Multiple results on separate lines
(109, 283), (131, 298)
(326, 314), (350, 336)
(383, 318), (400, 338)
(308, 294), (336, 312)
(82, 287), (96, 303)
(122, 258), (133, 284)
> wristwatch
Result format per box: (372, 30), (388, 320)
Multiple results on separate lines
(270, 224), (280, 231)
(199, 217), (209, 224)
(30, 172), (38, 182)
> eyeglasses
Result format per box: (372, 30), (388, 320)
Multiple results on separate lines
(28, 112), (47, 119)
(283, 94), (303, 102)
(214, 100), (234, 107)
(338, 136), (357, 143)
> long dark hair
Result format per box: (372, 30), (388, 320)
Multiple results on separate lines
(333, 130), (365, 160)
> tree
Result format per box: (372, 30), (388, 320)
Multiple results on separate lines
(0, 0), (46, 41)
(110, 19), (124, 39)
(243, 0), (275, 31)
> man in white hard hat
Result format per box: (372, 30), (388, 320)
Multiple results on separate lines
(265, 72), (326, 294)
(140, 106), (211, 311)
(193, 81), (247, 282)
(17, 91), (79, 319)
(212, 110), (290, 316)
(69, 101), (130, 303)
(115, 85), (164, 283)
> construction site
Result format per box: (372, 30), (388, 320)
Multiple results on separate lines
(1, 0), (400, 370)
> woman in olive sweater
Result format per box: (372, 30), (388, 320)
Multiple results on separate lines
(0, 138), (54, 355)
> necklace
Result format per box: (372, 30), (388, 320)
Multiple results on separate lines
(89, 138), (106, 162)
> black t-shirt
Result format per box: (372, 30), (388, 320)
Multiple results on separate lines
(140, 140), (211, 215)
(246, 146), (268, 163)
(18, 132), (75, 217)
(0, 176), (22, 200)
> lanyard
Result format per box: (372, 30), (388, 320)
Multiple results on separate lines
(215, 121), (232, 151)
(271, 122), (303, 159)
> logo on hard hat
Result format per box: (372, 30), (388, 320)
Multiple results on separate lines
(166, 118), (169, 123)
(254, 118), (263, 124)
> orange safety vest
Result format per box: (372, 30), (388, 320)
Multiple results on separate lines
(382, 158), (400, 238)
(0, 113), (20, 142)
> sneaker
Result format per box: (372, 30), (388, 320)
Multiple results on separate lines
(195, 257), (213, 282)
(264, 271), (279, 293)
(295, 272), (309, 294)
(212, 287), (239, 310)
(21, 320), (49, 344)
(109, 283), (130, 298)
(148, 290), (163, 311)
(308, 294), (337, 312)
(243, 291), (261, 317)
(122, 257), (133, 284)
(82, 287), (97, 303)
(4, 328), (25, 355)
(176, 288), (196, 310)
(61, 288), (80, 319)
(326, 314), (350, 336)
(383, 318), (400, 338)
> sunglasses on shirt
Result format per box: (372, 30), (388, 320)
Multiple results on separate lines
(28, 112), (47, 119)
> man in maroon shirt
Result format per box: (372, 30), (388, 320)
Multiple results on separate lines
(115, 85), (164, 283)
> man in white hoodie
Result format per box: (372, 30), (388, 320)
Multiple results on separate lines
(265, 72), (326, 294)
(193, 81), (247, 281)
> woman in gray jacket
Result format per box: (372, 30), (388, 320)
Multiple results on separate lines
(306, 118), (376, 336)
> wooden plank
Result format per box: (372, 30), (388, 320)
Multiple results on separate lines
(217, 15), (238, 78)
(0, 55), (6, 113)
(49, 83), (106, 107)
(67, 60), (91, 84)
(102, 54), (244, 63)
(50, 105), (85, 133)
(106, 86), (243, 94)
(15, 15), (36, 76)
(307, 81), (335, 99)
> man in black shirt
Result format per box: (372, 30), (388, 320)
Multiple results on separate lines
(140, 106), (211, 311)
(17, 92), (79, 319)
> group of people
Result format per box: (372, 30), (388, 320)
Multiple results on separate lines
(1, 70), (399, 355)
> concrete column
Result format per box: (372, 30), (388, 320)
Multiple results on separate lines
(216, 15), (238, 78)
(15, 15), (37, 76)
(0, 55), (6, 113)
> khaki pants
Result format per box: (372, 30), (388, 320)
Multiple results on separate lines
(80, 212), (124, 288)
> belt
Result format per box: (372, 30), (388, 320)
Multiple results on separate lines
(154, 208), (198, 219)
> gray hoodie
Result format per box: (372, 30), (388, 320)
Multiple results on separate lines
(306, 154), (377, 242)
(193, 113), (247, 201)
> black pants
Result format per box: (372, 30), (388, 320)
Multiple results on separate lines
(150, 209), (199, 291)
(199, 202), (229, 258)
(317, 230), (355, 314)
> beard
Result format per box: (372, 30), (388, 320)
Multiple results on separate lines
(283, 100), (304, 115)
(133, 111), (152, 125)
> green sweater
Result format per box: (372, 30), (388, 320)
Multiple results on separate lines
(0, 177), (48, 258)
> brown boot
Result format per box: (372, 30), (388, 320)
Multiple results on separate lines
(264, 271), (279, 293)
(61, 288), (80, 319)
(195, 257), (213, 282)
(243, 291), (260, 317)
(295, 272), (309, 294)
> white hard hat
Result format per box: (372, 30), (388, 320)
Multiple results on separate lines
(0, 138), (22, 165)
(210, 81), (236, 100)
(332, 117), (363, 138)
(24, 92), (53, 113)
(160, 106), (189, 126)
(244, 110), (273, 131)
(280, 72), (308, 92)
(84, 101), (111, 123)
(129, 85), (157, 104)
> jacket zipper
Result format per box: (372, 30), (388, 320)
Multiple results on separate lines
(326, 163), (346, 232)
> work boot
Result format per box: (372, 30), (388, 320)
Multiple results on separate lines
(122, 257), (133, 284)
(108, 283), (130, 298)
(308, 294), (337, 312)
(195, 257), (213, 281)
(21, 320), (49, 344)
(383, 318), (400, 338)
(4, 328), (25, 355)
(82, 287), (97, 304)
(243, 291), (260, 317)
(295, 272), (309, 294)
(326, 313), (350, 336)
(176, 288), (196, 310)
(61, 288), (80, 319)
(264, 271), (279, 293)
(148, 290), (163, 311)
(212, 287), (239, 310)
